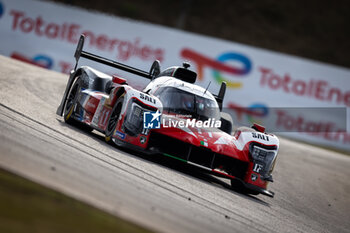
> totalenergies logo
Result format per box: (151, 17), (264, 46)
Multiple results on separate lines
(181, 48), (252, 88)
(11, 52), (53, 69)
(229, 102), (269, 125)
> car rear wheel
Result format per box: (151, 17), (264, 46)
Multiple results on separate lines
(63, 77), (81, 124)
(63, 77), (93, 132)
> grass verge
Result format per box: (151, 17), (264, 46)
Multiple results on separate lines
(0, 167), (153, 233)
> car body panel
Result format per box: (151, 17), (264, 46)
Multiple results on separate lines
(57, 34), (280, 197)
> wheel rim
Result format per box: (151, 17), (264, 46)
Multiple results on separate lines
(65, 84), (79, 114)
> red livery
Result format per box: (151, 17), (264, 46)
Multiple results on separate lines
(57, 35), (280, 197)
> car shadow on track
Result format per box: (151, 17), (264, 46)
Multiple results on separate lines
(58, 120), (270, 206)
(117, 145), (270, 207)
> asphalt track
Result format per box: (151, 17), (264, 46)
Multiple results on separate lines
(0, 55), (349, 233)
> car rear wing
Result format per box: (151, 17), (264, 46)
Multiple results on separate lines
(74, 34), (152, 79)
(56, 34), (161, 116)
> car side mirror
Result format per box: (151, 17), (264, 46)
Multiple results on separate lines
(149, 60), (161, 79)
(219, 112), (233, 135)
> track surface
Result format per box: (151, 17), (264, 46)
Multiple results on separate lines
(0, 55), (349, 233)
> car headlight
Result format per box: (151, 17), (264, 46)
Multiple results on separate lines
(132, 104), (143, 117)
(129, 103), (143, 126)
(251, 146), (275, 161)
(250, 146), (277, 176)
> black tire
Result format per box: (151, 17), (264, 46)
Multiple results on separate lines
(63, 77), (81, 124)
(63, 77), (93, 133)
(105, 97), (123, 143)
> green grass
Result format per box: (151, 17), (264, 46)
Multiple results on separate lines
(0, 168), (153, 233)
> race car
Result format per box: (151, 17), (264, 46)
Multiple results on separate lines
(57, 35), (279, 197)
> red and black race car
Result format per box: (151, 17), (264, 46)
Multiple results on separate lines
(57, 35), (279, 197)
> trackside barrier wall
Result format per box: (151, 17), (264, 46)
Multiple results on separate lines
(0, 0), (349, 152)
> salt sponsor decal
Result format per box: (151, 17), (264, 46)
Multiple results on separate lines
(252, 132), (269, 141)
(139, 93), (156, 104)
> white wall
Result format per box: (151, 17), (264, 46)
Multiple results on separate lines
(1, 0), (349, 151)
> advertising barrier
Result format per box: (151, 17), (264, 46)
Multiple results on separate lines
(0, 0), (349, 151)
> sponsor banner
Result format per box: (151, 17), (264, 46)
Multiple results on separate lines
(227, 107), (347, 133)
(225, 106), (350, 151)
(0, 0), (349, 151)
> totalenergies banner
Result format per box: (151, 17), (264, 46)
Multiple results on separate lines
(0, 0), (349, 151)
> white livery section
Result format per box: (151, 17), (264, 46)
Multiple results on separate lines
(234, 131), (280, 151)
(122, 88), (162, 114)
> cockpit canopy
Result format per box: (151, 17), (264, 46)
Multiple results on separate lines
(154, 86), (220, 121)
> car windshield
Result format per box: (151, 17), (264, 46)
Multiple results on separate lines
(154, 87), (220, 121)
